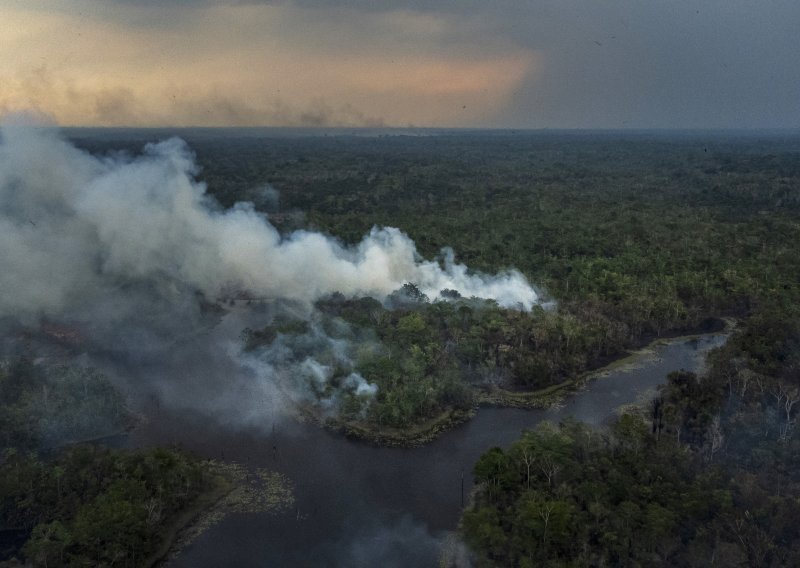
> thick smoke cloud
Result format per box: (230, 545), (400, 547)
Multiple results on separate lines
(0, 123), (541, 426)
(0, 125), (537, 321)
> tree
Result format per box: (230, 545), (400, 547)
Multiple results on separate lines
(473, 447), (511, 501)
(23, 521), (72, 568)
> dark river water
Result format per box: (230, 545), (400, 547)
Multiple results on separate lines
(125, 333), (727, 567)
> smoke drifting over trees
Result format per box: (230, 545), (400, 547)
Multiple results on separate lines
(0, 124), (538, 317)
(0, 122), (540, 426)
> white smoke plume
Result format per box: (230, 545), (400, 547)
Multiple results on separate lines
(0, 124), (539, 322)
(0, 121), (542, 428)
(237, 322), (380, 417)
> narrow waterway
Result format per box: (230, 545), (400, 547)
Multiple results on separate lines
(126, 333), (727, 567)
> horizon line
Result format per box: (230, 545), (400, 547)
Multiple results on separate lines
(56, 125), (800, 133)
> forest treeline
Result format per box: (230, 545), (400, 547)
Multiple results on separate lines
(462, 303), (800, 566)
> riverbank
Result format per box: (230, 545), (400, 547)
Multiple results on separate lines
(155, 328), (731, 567)
(146, 472), (233, 567)
(149, 462), (294, 567)
(297, 404), (477, 447)
(480, 317), (735, 409)
(300, 319), (735, 447)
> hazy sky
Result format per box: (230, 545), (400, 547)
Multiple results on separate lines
(2, 0), (799, 128)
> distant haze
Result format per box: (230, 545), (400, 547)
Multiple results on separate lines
(1, 1), (799, 129)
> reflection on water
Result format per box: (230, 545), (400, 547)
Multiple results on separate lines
(125, 333), (727, 567)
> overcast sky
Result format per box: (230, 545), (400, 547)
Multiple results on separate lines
(2, 0), (799, 128)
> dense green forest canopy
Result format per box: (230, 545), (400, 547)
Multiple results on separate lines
(1, 445), (216, 567)
(23, 129), (796, 565)
(79, 129), (796, 431)
(463, 304), (800, 566)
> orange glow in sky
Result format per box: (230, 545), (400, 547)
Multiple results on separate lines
(0, 3), (539, 127)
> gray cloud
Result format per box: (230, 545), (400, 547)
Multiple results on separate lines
(269, 0), (800, 128)
(10, 0), (800, 128)
(493, 1), (800, 128)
